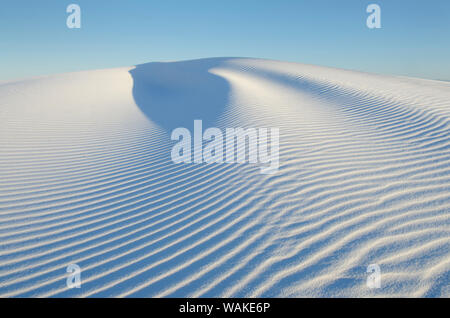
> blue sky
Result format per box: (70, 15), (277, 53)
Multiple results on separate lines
(1, 0), (449, 81)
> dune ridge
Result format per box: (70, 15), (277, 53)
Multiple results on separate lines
(0, 58), (449, 297)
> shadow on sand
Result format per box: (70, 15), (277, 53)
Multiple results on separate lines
(129, 58), (232, 132)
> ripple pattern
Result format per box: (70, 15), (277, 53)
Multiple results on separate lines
(0, 58), (449, 297)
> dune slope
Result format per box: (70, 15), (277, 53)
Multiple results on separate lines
(0, 58), (449, 297)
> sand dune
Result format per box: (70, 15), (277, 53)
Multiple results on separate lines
(0, 58), (449, 297)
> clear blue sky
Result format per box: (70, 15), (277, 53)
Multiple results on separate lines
(1, 0), (449, 81)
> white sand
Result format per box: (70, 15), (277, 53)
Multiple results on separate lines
(0, 58), (449, 297)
